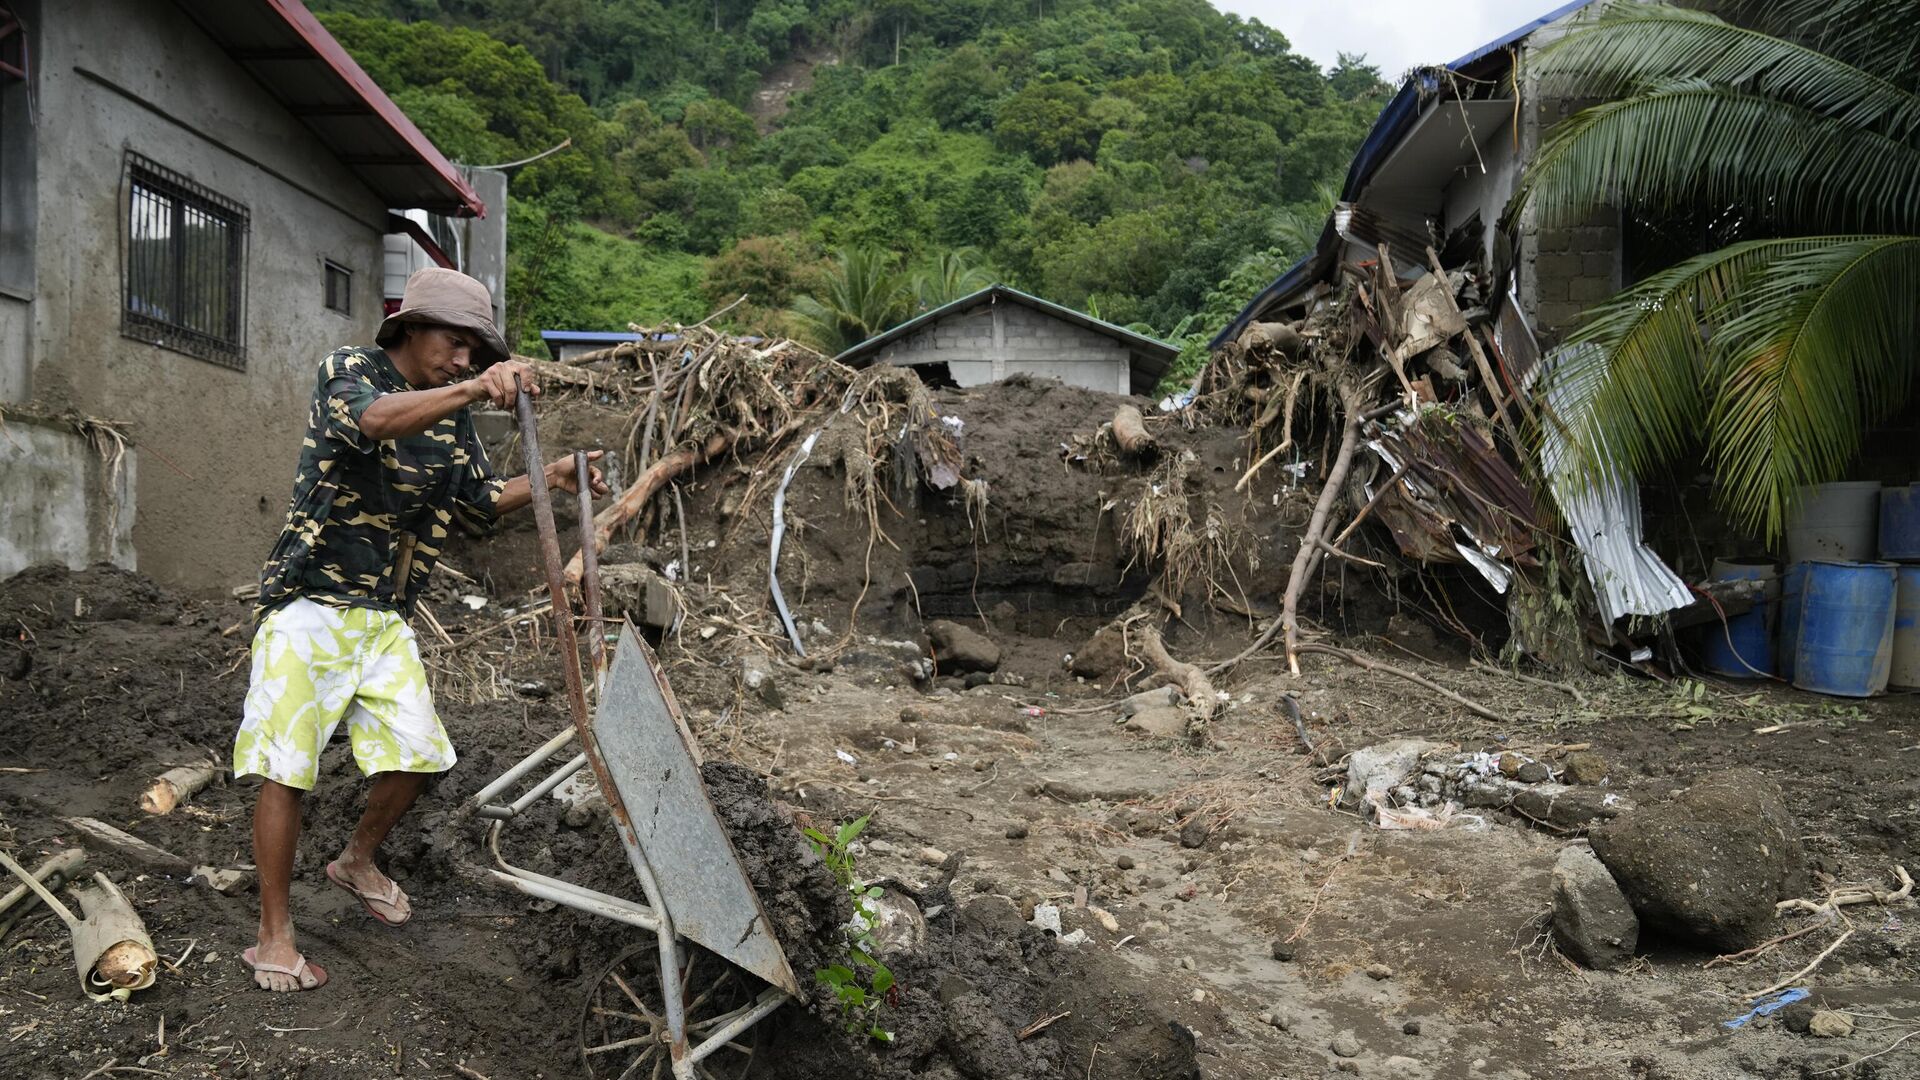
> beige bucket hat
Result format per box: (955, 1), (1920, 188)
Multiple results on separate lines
(376, 267), (509, 368)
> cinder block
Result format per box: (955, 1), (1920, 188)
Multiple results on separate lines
(1566, 275), (1618, 303)
(1580, 252), (1616, 279)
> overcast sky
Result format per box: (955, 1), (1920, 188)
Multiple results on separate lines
(1214, 0), (1557, 79)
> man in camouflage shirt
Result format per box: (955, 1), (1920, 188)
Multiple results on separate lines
(234, 268), (607, 992)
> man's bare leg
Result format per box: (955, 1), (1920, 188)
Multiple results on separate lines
(329, 771), (428, 923)
(253, 779), (326, 991)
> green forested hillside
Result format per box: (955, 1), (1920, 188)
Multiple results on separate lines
(312, 1), (1386, 374)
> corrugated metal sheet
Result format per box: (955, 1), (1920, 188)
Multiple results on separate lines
(1538, 344), (1692, 623)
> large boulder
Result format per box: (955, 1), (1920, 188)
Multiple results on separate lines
(1588, 769), (1804, 949)
(1549, 845), (1638, 970)
(926, 620), (1001, 674)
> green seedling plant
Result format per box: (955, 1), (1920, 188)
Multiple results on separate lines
(803, 813), (895, 1043)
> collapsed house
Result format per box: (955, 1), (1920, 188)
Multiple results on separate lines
(1197, 0), (1702, 669)
(0, 0), (501, 588)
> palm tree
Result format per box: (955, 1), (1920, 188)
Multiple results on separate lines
(789, 248), (913, 355)
(1517, 0), (1920, 540)
(910, 248), (994, 309)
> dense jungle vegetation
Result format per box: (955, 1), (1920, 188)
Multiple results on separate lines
(311, 1), (1389, 378)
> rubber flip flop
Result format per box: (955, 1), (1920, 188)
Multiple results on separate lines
(324, 861), (412, 926)
(242, 946), (327, 991)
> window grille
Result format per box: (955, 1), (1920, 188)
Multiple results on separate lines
(122, 153), (248, 369)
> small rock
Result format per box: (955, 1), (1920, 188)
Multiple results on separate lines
(1089, 906), (1120, 933)
(865, 839), (897, 854)
(1140, 920), (1170, 938)
(917, 846), (949, 867)
(1365, 963), (1393, 981)
(1004, 823), (1029, 840)
(1808, 1011), (1854, 1038)
(1178, 821), (1209, 849)
(1382, 1056), (1424, 1077)
(1401, 1019), (1422, 1036)
(1336, 1062), (1361, 1074)
(1115, 855), (1136, 870)
(1270, 1011), (1293, 1031)
(1331, 1031), (1362, 1058)
(1780, 1002), (1816, 1034)
(1561, 750), (1609, 785)
(739, 655), (784, 710)
(900, 704), (936, 723)
(1179, 956), (1196, 971)
(1549, 845), (1639, 970)
(927, 619), (1002, 674)
(1271, 941), (1295, 961)
(1516, 761), (1552, 784)
(1257, 1011), (1274, 1026)
(1126, 705), (1190, 739)
(1042, 780), (1093, 803)
(1118, 685), (1183, 717)
(963, 671), (992, 689)
(1497, 752), (1523, 778)
(1189, 988), (1206, 1003)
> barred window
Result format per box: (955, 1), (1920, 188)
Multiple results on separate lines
(323, 259), (352, 315)
(123, 154), (248, 369)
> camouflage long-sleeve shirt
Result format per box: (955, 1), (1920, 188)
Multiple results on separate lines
(255, 346), (505, 622)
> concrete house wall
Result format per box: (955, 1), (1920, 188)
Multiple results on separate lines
(0, 0), (390, 589)
(867, 299), (1135, 396)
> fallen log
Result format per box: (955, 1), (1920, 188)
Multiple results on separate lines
(60, 818), (192, 874)
(138, 763), (221, 816)
(564, 431), (733, 585)
(1281, 379), (1366, 674)
(1111, 405), (1157, 457)
(1128, 615), (1217, 745)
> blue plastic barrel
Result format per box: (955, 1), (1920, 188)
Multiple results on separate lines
(1893, 567), (1920, 688)
(1792, 560), (1896, 697)
(1702, 557), (1776, 678)
(1880, 484), (1920, 561)
(1778, 563), (1807, 682)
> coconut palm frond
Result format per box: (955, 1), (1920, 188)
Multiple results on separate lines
(1719, 0), (1920, 91)
(1704, 236), (1920, 538)
(788, 247), (913, 354)
(1518, 80), (1920, 234)
(1535, 2), (1920, 139)
(1550, 236), (1825, 488)
(912, 249), (993, 308)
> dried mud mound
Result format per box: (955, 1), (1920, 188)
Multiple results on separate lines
(0, 563), (245, 775)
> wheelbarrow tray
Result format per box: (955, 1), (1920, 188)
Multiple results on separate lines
(588, 629), (801, 997)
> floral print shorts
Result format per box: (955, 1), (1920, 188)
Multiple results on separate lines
(233, 597), (456, 791)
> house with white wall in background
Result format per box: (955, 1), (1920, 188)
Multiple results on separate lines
(835, 285), (1178, 398)
(0, 0), (502, 590)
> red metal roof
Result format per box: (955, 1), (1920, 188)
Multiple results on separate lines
(170, 0), (486, 218)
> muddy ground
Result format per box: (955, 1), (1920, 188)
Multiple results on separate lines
(5, 378), (1920, 1079)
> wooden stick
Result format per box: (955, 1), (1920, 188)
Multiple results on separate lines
(60, 818), (192, 872)
(565, 432), (732, 585)
(1330, 464), (1411, 547)
(1282, 380), (1366, 674)
(1471, 660), (1589, 707)
(1316, 537), (1385, 569)
(1295, 643), (1512, 723)
(1704, 921), (1829, 969)
(1749, 928), (1852, 1000)
(1422, 247), (1519, 441)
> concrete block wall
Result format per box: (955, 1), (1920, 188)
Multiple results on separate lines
(1516, 28), (1622, 344)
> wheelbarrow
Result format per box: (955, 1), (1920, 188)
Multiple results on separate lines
(456, 384), (798, 1080)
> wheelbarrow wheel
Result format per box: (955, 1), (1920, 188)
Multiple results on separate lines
(579, 942), (763, 1080)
